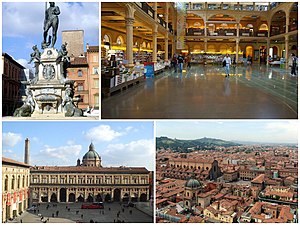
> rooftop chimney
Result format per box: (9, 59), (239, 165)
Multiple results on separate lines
(24, 138), (30, 164)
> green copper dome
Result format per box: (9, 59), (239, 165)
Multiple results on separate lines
(185, 178), (202, 189)
(82, 143), (100, 160)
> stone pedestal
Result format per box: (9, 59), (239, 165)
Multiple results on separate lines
(28, 48), (67, 116)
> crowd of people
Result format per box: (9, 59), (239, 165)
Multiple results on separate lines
(169, 52), (297, 77)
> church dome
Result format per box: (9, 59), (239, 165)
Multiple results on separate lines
(82, 143), (101, 160)
(185, 178), (202, 189)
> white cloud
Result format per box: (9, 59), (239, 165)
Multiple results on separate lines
(31, 137), (39, 143)
(84, 125), (124, 142)
(125, 126), (134, 132)
(3, 149), (13, 153)
(3, 3), (99, 43)
(67, 140), (75, 145)
(40, 144), (82, 163)
(16, 58), (33, 70)
(264, 122), (298, 143)
(3, 132), (23, 147)
(102, 139), (154, 170)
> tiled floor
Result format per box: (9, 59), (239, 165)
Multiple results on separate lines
(102, 65), (298, 119)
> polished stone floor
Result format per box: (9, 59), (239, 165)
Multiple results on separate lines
(102, 64), (298, 119)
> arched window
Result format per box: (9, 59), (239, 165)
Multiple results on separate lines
(259, 24), (268, 31)
(4, 176), (8, 191)
(11, 175), (15, 190)
(78, 70), (83, 77)
(103, 34), (110, 43)
(116, 36), (124, 45)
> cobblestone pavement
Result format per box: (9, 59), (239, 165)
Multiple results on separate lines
(8, 202), (153, 223)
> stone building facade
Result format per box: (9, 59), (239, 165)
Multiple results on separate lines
(62, 30), (84, 57)
(2, 53), (26, 116)
(86, 45), (99, 109)
(29, 143), (150, 204)
(2, 157), (30, 222)
(164, 158), (222, 181)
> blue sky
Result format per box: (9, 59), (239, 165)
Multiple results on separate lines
(156, 121), (298, 144)
(2, 121), (154, 170)
(2, 2), (99, 69)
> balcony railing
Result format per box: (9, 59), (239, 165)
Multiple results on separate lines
(187, 3), (276, 11)
(185, 28), (269, 37)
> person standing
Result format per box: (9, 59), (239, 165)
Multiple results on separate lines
(186, 54), (191, 69)
(177, 54), (184, 73)
(171, 54), (178, 72)
(222, 54), (232, 77)
(290, 53), (297, 76)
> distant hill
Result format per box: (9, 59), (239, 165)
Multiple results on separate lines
(157, 136), (241, 152)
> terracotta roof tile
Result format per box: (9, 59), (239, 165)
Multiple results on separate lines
(30, 166), (149, 174)
(2, 157), (30, 168)
(70, 56), (88, 66)
(87, 46), (99, 52)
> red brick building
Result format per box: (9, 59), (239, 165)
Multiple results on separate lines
(2, 53), (26, 116)
(67, 56), (89, 109)
(86, 45), (99, 109)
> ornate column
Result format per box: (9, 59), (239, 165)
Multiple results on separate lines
(154, 2), (157, 22)
(266, 39), (270, 65)
(57, 188), (60, 203)
(285, 35), (289, 69)
(235, 39), (239, 64)
(172, 38), (176, 56)
(204, 22), (207, 36)
(236, 22), (240, 37)
(165, 2), (169, 29)
(138, 188), (141, 201)
(125, 4), (136, 67)
(165, 35), (169, 61)
(48, 191), (51, 203)
(286, 13), (290, 34)
(204, 39), (208, 52)
(38, 188), (41, 203)
(152, 24), (158, 63)
(66, 188), (69, 203)
(147, 188), (150, 201)
(84, 188), (87, 202)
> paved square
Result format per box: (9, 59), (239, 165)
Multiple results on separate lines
(9, 202), (153, 223)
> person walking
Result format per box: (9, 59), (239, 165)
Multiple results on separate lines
(290, 53), (297, 76)
(186, 54), (191, 69)
(177, 54), (184, 73)
(223, 54), (232, 77)
(171, 54), (178, 72)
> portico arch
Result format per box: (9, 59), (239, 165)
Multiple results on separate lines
(41, 192), (48, 202)
(77, 194), (84, 202)
(104, 193), (111, 202)
(122, 193), (129, 202)
(87, 193), (94, 202)
(95, 194), (103, 202)
(140, 193), (147, 202)
(113, 189), (121, 202)
(50, 193), (57, 202)
(69, 193), (75, 202)
(59, 188), (66, 202)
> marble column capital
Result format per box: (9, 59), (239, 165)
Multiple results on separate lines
(125, 17), (135, 26)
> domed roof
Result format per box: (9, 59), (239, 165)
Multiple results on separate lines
(185, 178), (202, 189)
(82, 143), (101, 160)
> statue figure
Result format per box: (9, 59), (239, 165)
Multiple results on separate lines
(42, 2), (60, 49)
(56, 43), (70, 79)
(13, 88), (35, 117)
(62, 81), (83, 117)
(28, 45), (41, 79)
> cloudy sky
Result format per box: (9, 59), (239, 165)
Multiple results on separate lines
(2, 2), (99, 69)
(156, 121), (298, 144)
(2, 122), (154, 170)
